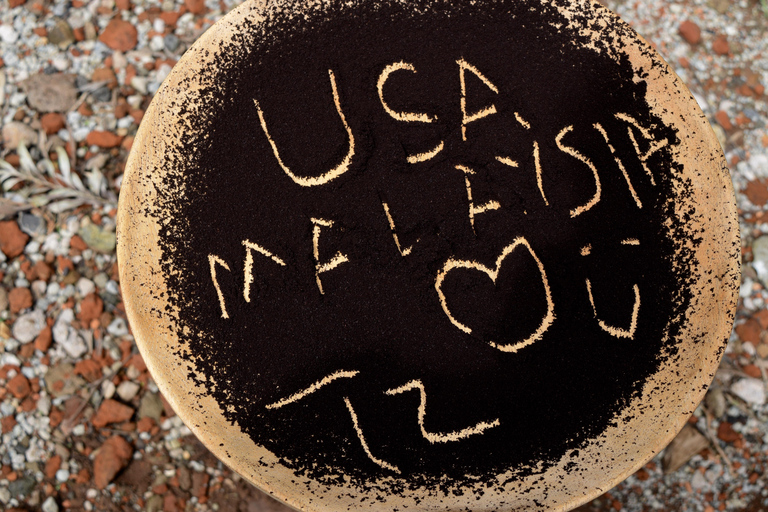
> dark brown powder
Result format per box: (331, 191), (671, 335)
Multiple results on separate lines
(153, 0), (703, 494)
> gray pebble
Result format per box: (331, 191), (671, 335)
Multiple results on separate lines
(164, 33), (180, 52)
(55, 468), (69, 483)
(18, 212), (46, 237)
(0, 287), (8, 312)
(8, 476), (35, 498)
(12, 310), (46, 344)
(91, 86), (112, 103)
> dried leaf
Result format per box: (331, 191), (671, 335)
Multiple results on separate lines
(662, 424), (710, 473)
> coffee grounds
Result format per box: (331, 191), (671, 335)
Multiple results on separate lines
(154, 0), (700, 492)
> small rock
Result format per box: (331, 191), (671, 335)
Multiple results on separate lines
(0, 220), (29, 258)
(715, 110), (733, 131)
(717, 421), (740, 443)
(184, 0), (206, 14)
(107, 317), (129, 337)
(79, 223), (117, 253)
(117, 381), (141, 402)
(7, 372), (31, 399)
(98, 18), (138, 52)
(92, 398), (134, 427)
(145, 494), (163, 512)
(102, 379), (116, 400)
(0, 287), (8, 312)
(41, 496), (59, 512)
(0, 487), (8, 504)
(40, 113), (66, 135)
(138, 392), (164, 420)
(731, 378), (766, 405)
(78, 292), (104, 325)
(73, 358), (102, 382)
(55, 469), (69, 483)
(34, 325), (52, 351)
(678, 20), (701, 45)
(21, 74), (78, 113)
(44, 363), (85, 397)
(48, 18), (75, 49)
(93, 435), (133, 489)
(708, 0), (729, 13)
(76, 277), (95, 297)
(9, 287), (33, 313)
(61, 329), (87, 358)
(0, 25), (19, 44)
(712, 35), (730, 56)
(8, 476), (36, 498)
(12, 309), (46, 343)
(85, 130), (123, 148)
(691, 470), (707, 490)
(18, 212), (46, 238)
(164, 34), (180, 52)
(705, 386), (726, 418)
(91, 86), (112, 103)
(44, 454), (62, 479)
(91, 67), (117, 89)
(32, 260), (53, 282)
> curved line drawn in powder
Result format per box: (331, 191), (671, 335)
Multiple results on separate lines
(382, 202), (419, 257)
(457, 58), (499, 141)
(344, 397), (401, 473)
(406, 140), (445, 164)
(254, 69), (354, 187)
(555, 125), (602, 218)
(594, 122), (643, 208)
(377, 61), (438, 123)
(384, 380), (500, 443)
(311, 218), (349, 294)
(586, 279), (641, 339)
(615, 112), (669, 186)
(208, 254), (231, 319)
(265, 370), (360, 409)
(242, 239), (286, 303)
(435, 237), (555, 353)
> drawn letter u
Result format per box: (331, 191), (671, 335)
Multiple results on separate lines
(253, 70), (355, 187)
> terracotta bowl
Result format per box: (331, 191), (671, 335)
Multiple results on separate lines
(117, 0), (740, 510)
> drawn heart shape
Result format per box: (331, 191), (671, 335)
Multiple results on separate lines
(434, 237), (555, 353)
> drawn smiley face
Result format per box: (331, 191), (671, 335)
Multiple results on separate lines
(151, 0), (704, 490)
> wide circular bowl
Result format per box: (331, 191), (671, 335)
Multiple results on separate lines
(117, 0), (740, 510)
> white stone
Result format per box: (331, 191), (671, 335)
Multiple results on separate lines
(101, 379), (116, 400)
(117, 381), (141, 402)
(149, 35), (165, 52)
(12, 310), (46, 344)
(76, 277), (95, 297)
(42, 496), (59, 512)
(731, 378), (766, 405)
(55, 468), (70, 482)
(0, 25), (19, 44)
(107, 317), (129, 337)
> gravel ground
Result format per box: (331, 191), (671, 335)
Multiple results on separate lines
(0, 0), (765, 511)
